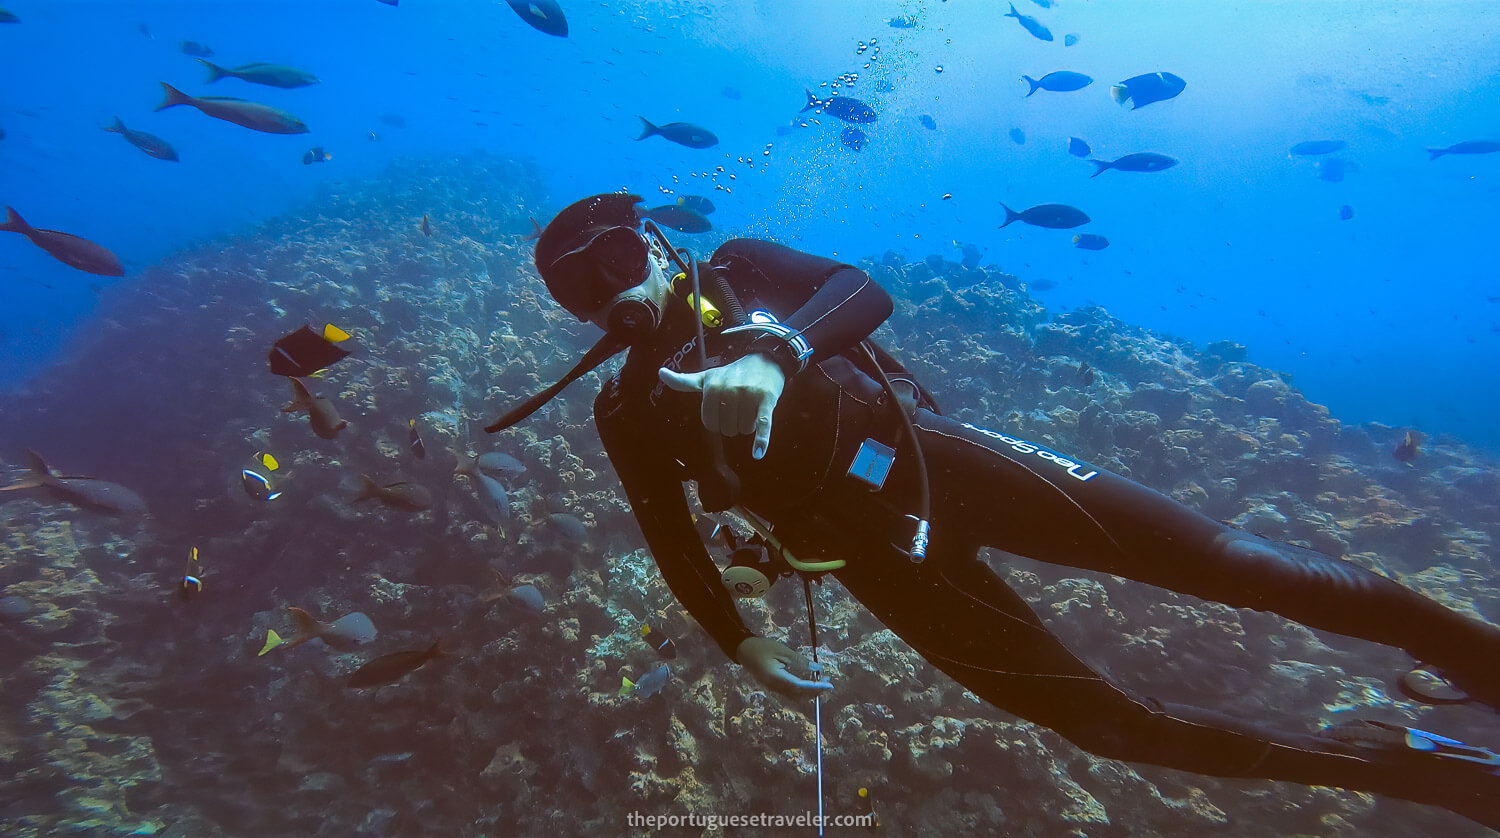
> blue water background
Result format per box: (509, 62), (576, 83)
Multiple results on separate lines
(2, 1), (1497, 448)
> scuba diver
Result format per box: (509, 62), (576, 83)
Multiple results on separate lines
(487, 192), (1500, 829)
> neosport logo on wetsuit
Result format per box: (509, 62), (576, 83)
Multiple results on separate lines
(961, 423), (1099, 482)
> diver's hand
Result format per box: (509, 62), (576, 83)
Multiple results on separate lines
(659, 354), (785, 459)
(735, 637), (833, 700)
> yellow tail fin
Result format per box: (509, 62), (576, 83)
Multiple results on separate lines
(618, 676), (635, 696)
(258, 629), (283, 657)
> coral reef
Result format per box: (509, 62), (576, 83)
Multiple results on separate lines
(0, 154), (1496, 836)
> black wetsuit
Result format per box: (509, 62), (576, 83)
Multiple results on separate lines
(593, 239), (1500, 829)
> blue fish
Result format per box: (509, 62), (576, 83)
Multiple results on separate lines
(1004, 3), (1053, 42)
(1000, 203), (1090, 230)
(1339, 204), (1354, 221)
(1009, 128), (1026, 145)
(888, 16), (917, 29)
(505, 0), (567, 37)
(1064, 33), (1080, 47)
(841, 126), (867, 152)
(1089, 152), (1178, 177)
(919, 114), (937, 130)
(507, 584), (545, 613)
(1426, 140), (1499, 160)
(637, 118), (718, 149)
(1073, 233), (1110, 250)
(1111, 72), (1187, 110)
(1068, 137), (1090, 158)
(1290, 139), (1347, 156)
(802, 90), (876, 124)
(1021, 71), (1092, 97)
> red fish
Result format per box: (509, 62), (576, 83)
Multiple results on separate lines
(0, 207), (124, 276)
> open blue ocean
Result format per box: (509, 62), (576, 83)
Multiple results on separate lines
(3, 2), (1500, 836)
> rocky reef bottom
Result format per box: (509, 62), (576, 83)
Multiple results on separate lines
(1, 154), (1497, 837)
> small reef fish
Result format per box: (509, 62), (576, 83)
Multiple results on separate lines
(408, 420), (426, 459)
(268, 323), (351, 377)
(1089, 152), (1178, 177)
(348, 640), (451, 688)
(504, 0), (567, 38)
(802, 91), (876, 124)
(1393, 431), (1422, 464)
(178, 546), (203, 602)
(156, 82), (309, 134)
(637, 118), (718, 149)
(420, 214), (432, 236)
(859, 788), (882, 829)
(179, 40), (214, 57)
(1, 206), (125, 276)
(1000, 203), (1090, 230)
(841, 126), (867, 152)
(240, 468), (282, 502)
(199, 60), (319, 89)
(1426, 140), (1500, 160)
(1068, 137), (1091, 158)
(1009, 128), (1026, 145)
(354, 475), (433, 511)
(302, 146), (332, 165)
(260, 606), (378, 655)
(506, 584), (545, 613)
(619, 664), (672, 698)
(676, 195), (716, 215)
(639, 205), (712, 233)
(456, 454), (513, 524)
(955, 241), (983, 270)
(1111, 72), (1187, 110)
(1064, 33), (1079, 47)
(104, 117), (179, 161)
(1004, 3), (1053, 42)
(1399, 666), (1469, 705)
(1021, 71), (1092, 97)
(1073, 233), (1110, 250)
(548, 512), (589, 544)
(641, 624), (678, 659)
(1, 450), (148, 516)
(919, 114), (937, 131)
(1290, 140), (1347, 156)
(282, 378), (348, 439)
(1339, 204), (1354, 221)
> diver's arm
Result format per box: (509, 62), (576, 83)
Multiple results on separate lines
(596, 407), (755, 660)
(713, 239), (893, 370)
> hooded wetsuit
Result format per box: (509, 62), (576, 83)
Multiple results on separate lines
(592, 238), (1500, 830)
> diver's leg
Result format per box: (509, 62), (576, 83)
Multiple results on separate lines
(833, 534), (1500, 831)
(906, 412), (1500, 710)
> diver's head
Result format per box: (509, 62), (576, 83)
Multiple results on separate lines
(535, 193), (659, 322)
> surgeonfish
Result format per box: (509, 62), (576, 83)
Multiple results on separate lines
(840, 126), (868, 152)
(347, 640), (451, 688)
(506, 584), (545, 613)
(642, 623), (678, 659)
(0, 450), (148, 516)
(258, 606), (378, 655)
(676, 195), (716, 215)
(302, 146), (332, 165)
(281, 378), (348, 439)
(636, 118), (718, 149)
(1073, 233), (1110, 250)
(0, 206), (125, 276)
(639, 205), (712, 233)
(104, 117), (179, 161)
(1393, 431), (1422, 464)
(178, 547), (203, 602)
(155, 82), (309, 134)
(268, 323), (352, 377)
(1068, 137), (1091, 158)
(408, 420), (426, 459)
